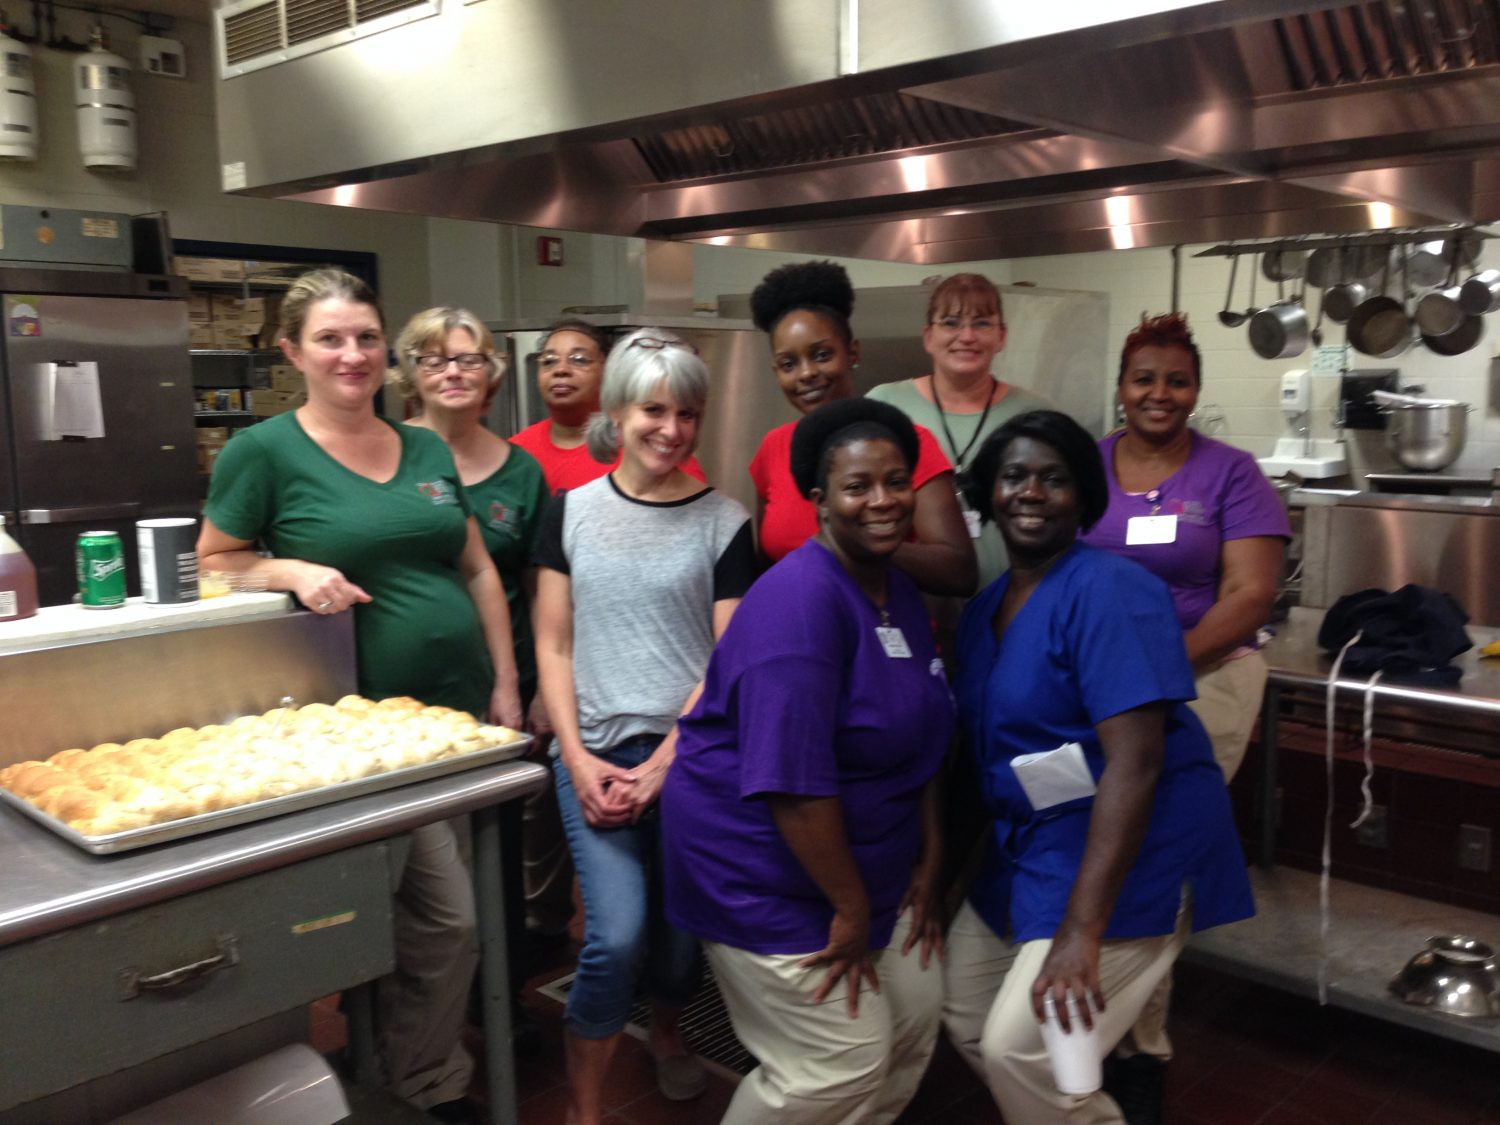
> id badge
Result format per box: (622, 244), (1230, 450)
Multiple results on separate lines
(962, 509), (982, 539)
(876, 626), (912, 658)
(1126, 514), (1178, 545)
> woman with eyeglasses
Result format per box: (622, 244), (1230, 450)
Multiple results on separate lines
(511, 319), (705, 495)
(747, 260), (977, 596)
(867, 273), (1053, 588)
(199, 272), (522, 1119)
(533, 327), (756, 1124)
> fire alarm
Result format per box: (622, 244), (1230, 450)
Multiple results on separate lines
(537, 236), (564, 267)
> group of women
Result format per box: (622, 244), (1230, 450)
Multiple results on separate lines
(198, 258), (1288, 1125)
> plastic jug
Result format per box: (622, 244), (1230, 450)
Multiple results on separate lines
(0, 513), (39, 621)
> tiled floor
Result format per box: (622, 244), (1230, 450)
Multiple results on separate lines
(317, 939), (1500, 1123)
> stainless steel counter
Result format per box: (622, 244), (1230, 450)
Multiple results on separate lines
(1254, 606), (1500, 866)
(0, 760), (546, 945)
(0, 759), (549, 1123)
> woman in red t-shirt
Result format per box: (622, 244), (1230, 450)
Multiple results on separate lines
(748, 261), (977, 595)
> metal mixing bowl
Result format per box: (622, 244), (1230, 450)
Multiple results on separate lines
(1383, 402), (1470, 472)
(1390, 936), (1500, 1017)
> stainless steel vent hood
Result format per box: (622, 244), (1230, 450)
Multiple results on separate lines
(213, 0), (1500, 260)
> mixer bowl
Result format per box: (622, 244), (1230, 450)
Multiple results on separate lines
(1390, 936), (1500, 1017)
(1383, 402), (1470, 472)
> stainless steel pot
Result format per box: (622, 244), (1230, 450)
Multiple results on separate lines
(1248, 300), (1308, 359)
(1261, 249), (1306, 283)
(1322, 279), (1368, 324)
(1459, 268), (1500, 315)
(1415, 285), (1465, 337)
(1421, 313), (1484, 357)
(1383, 401), (1470, 471)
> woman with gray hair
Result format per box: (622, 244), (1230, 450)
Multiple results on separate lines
(532, 327), (756, 1124)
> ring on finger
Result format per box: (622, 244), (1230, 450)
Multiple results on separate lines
(317, 600), (333, 611)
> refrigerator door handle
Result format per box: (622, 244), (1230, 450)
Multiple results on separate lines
(20, 503), (143, 525)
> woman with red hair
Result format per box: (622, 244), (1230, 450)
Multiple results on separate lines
(1079, 313), (1288, 1120)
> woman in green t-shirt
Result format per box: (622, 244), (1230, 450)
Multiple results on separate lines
(198, 269), (521, 1118)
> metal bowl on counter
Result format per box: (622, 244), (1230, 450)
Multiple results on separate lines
(1390, 935), (1500, 1017)
(1384, 401), (1470, 472)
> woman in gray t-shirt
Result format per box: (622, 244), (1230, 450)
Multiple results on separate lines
(533, 328), (755, 1122)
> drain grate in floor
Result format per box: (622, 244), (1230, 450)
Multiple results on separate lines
(536, 965), (756, 1078)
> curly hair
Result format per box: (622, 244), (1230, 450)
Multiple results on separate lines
(1118, 312), (1201, 386)
(963, 410), (1109, 533)
(789, 397), (920, 499)
(749, 260), (855, 343)
(390, 307), (502, 403)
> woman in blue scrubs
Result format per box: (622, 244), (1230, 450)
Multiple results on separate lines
(941, 410), (1253, 1124)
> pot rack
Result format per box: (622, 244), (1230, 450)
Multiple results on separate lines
(1193, 225), (1500, 259)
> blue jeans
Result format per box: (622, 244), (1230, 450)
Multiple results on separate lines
(554, 735), (701, 1039)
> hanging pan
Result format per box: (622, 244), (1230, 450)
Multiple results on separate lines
(1248, 275), (1309, 360)
(1347, 248), (1411, 359)
(1422, 314), (1484, 357)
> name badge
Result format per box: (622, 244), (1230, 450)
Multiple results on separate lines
(876, 626), (912, 658)
(1126, 514), (1178, 545)
(962, 509), (983, 539)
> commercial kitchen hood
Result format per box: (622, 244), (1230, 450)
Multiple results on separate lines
(212, 0), (1500, 260)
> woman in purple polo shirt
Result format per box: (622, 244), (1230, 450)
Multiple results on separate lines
(662, 397), (954, 1125)
(1080, 313), (1287, 1118)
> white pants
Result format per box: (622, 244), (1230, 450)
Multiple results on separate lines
(376, 818), (479, 1108)
(706, 911), (942, 1125)
(942, 901), (1188, 1124)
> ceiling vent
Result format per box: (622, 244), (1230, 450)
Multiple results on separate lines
(217, 0), (438, 79)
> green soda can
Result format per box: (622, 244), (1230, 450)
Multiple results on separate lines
(76, 530), (127, 609)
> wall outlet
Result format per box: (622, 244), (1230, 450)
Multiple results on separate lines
(1458, 825), (1492, 873)
(1355, 805), (1389, 849)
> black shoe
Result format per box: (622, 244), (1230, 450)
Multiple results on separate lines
(1103, 1054), (1166, 1125)
(427, 1095), (481, 1123)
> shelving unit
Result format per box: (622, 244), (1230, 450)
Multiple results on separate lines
(171, 241), (379, 488)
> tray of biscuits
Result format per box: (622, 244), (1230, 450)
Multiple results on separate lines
(0, 695), (531, 854)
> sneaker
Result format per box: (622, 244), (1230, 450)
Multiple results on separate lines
(654, 1052), (708, 1102)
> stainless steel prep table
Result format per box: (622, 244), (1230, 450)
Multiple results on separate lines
(1256, 605), (1500, 867)
(0, 757), (548, 1123)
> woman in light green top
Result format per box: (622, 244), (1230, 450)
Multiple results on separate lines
(867, 272), (1052, 588)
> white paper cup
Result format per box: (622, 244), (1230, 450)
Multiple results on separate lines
(1040, 992), (1102, 1095)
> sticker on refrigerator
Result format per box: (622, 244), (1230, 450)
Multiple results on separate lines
(8, 298), (40, 337)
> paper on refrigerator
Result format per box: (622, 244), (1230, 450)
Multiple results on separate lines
(31, 361), (106, 439)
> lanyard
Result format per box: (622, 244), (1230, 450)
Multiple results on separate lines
(928, 377), (998, 473)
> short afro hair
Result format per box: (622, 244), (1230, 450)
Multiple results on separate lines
(749, 260), (855, 344)
(962, 410), (1109, 532)
(790, 397), (920, 499)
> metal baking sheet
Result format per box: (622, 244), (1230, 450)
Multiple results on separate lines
(0, 734), (534, 855)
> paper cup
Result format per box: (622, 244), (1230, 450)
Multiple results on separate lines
(1040, 992), (1102, 1095)
(137, 517), (200, 605)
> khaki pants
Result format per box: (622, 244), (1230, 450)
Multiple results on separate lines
(942, 900), (1188, 1124)
(376, 818), (479, 1109)
(1118, 653), (1267, 1061)
(706, 911), (942, 1125)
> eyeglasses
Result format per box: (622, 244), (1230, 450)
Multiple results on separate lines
(628, 336), (699, 356)
(537, 351), (599, 372)
(930, 315), (1001, 333)
(415, 353), (490, 373)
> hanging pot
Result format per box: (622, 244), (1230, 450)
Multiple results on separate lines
(1323, 279), (1368, 324)
(1346, 244), (1392, 283)
(1415, 286), (1466, 337)
(1421, 313), (1484, 357)
(1262, 249), (1307, 282)
(1408, 233), (1482, 289)
(1305, 247), (1345, 289)
(1459, 269), (1500, 315)
(1248, 300), (1309, 359)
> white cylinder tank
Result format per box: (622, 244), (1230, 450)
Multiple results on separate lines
(75, 31), (135, 171)
(0, 28), (37, 160)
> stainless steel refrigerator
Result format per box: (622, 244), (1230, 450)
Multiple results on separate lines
(0, 268), (197, 606)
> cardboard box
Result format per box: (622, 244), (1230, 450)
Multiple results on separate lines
(212, 323), (257, 350)
(269, 364), (303, 393)
(211, 294), (246, 323)
(246, 388), (301, 416)
(186, 293), (212, 322)
(174, 256), (244, 283)
(197, 426), (230, 443)
(188, 322), (215, 348)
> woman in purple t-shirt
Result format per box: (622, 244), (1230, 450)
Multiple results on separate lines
(663, 398), (955, 1125)
(1080, 312), (1287, 1115)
